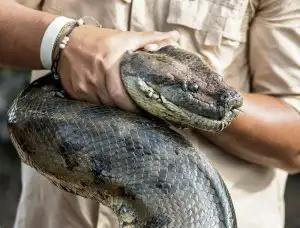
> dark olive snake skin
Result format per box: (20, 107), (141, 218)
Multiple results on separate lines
(7, 46), (242, 227)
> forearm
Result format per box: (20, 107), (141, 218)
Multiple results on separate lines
(198, 92), (300, 173)
(0, 1), (56, 69)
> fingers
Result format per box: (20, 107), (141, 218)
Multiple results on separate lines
(144, 38), (179, 52)
(88, 61), (116, 107)
(106, 59), (138, 112)
(90, 78), (116, 107)
(60, 28), (181, 111)
(104, 30), (181, 111)
(126, 30), (180, 51)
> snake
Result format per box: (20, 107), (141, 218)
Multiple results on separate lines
(7, 45), (243, 227)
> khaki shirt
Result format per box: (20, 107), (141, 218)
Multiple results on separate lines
(13, 0), (300, 228)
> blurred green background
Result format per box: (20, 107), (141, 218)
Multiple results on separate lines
(0, 69), (299, 228)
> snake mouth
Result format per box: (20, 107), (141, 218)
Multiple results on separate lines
(166, 100), (241, 132)
(156, 97), (240, 132)
(176, 92), (243, 122)
(156, 84), (243, 123)
(177, 97), (242, 131)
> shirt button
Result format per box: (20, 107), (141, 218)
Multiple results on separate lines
(121, 0), (132, 3)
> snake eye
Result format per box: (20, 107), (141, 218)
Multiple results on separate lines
(188, 83), (199, 92)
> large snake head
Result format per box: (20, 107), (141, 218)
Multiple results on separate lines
(120, 45), (243, 132)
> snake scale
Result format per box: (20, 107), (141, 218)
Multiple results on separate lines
(7, 46), (243, 227)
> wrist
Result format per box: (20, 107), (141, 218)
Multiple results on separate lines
(40, 16), (76, 69)
(51, 22), (76, 62)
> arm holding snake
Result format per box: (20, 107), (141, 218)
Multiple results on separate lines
(0, 0), (179, 111)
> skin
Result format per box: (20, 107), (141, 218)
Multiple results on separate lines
(0, 1), (300, 174)
(0, 1), (179, 111)
(198, 93), (300, 174)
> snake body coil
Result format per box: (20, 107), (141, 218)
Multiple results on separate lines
(7, 46), (242, 227)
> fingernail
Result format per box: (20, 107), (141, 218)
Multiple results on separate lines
(169, 30), (180, 38)
(145, 43), (159, 51)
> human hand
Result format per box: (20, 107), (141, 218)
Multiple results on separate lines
(57, 26), (180, 111)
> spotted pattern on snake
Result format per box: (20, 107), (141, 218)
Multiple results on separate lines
(7, 46), (242, 227)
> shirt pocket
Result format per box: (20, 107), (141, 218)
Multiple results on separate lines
(166, 0), (250, 47)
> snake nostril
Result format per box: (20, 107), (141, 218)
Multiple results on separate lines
(217, 89), (242, 115)
(220, 92), (230, 103)
(222, 90), (242, 111)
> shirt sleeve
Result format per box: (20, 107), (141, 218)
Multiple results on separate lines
(249, 0), (300, 112)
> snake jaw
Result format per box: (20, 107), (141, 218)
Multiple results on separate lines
(126, 77), (239, 132)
